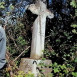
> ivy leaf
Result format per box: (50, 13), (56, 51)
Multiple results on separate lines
(74, 57), (77, 62)
(71, 24), (77, 28)
(72, 72), (77, 76)
(53, 68), (59, 73)
(70, 0), (77, 8)
(0, 2), (5, 9)
(0, 2), (4, 5)
(0, 5), (5, 9)
(60, 64), (66, 69)
(72, 29), (77, 34)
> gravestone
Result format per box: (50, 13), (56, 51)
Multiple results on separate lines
(19, 0), (54, 77)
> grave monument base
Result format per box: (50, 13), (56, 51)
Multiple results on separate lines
(19, 58), (52, 77)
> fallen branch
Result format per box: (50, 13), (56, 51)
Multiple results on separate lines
(13, 46), (30, 62)
(6, 46), (30, 77)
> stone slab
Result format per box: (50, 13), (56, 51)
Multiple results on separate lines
(19, 58), (52, 77)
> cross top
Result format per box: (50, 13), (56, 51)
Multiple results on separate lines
(28, 1), (54, 19)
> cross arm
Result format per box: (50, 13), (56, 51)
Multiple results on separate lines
(28, 4), (40, 15)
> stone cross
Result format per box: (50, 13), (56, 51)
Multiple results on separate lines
(28, 0), (54, 59)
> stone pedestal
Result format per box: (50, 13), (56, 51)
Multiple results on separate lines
(19, 58), (52, 77)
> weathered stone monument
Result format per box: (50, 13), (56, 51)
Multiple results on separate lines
(29, 0), (54, 59)
(19, 0), (54, 77)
